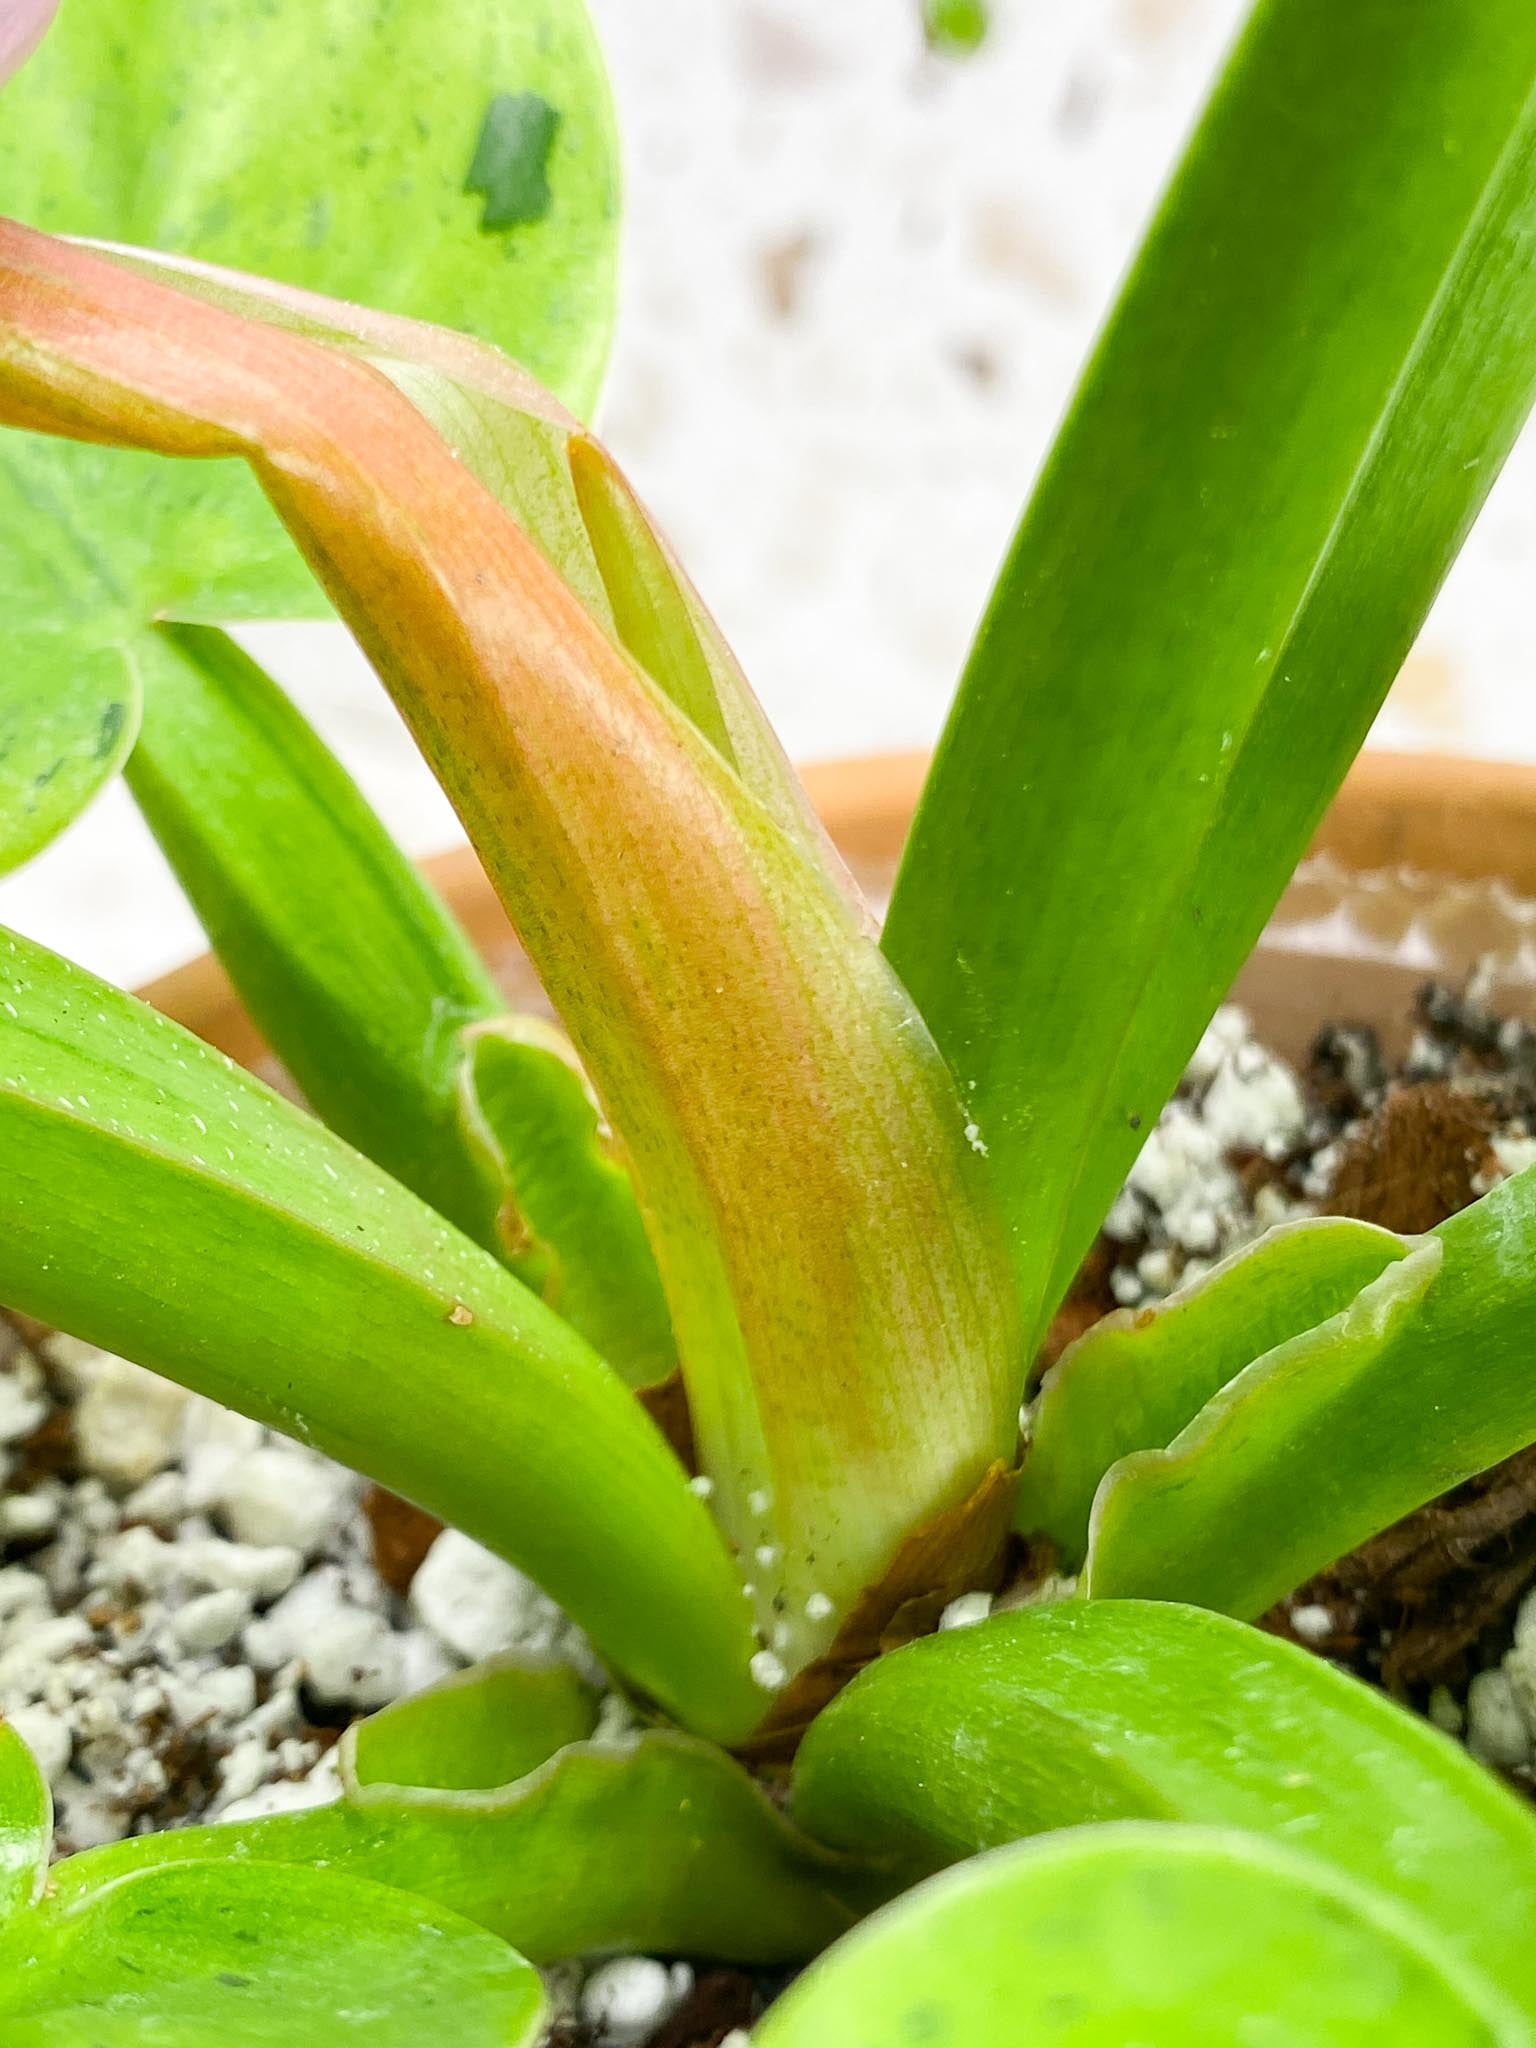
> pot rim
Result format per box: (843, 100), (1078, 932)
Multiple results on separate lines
(137, 747), (1536, 1063)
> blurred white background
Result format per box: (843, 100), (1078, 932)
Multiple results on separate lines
(4, 0), (1534, 985)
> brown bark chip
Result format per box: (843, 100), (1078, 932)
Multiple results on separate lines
(1327, 1080), (1497, 1235)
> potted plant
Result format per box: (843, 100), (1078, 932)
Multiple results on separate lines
(4, 0), (1536, 2038)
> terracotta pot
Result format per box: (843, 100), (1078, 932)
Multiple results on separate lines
(139, 749), (1536, 1071)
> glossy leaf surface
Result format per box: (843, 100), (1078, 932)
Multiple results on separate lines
(755, 1825), (1528, 2048)
(460, 1019), (675, 1385)
(0, 225), (1019, 1675)
(1017, 1216), (1411, 1562)
(0, 0), (617, 866)
(792, 1601), (1536, 2012)
(49, 1662), (861, 1966)
(0, 1861), (545, 2045)
(1085, 1167), (1536, 1617)
(348, 1655), (600, 1796)
(127, 622), (671, 1363)
(886, 0), (1536, 1347)
(0, 926), (760, 1742)
(125, 623), (502, 1237)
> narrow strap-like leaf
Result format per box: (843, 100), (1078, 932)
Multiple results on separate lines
(458, 1018), (675, 1386)
(0, 223), (1019, 1674)
(0, 924), (760, 1742)
(1017, 1216), (1412, 1563)
(127, 622), (674, 1373)
(1083, 1162), (1536, 1617)
(125, 621), (502, 1237)
(885, 0), (1536, 1347)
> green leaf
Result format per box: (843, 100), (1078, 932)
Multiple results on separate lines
(0, 0), (618, 865)
(884, 0), (1536, 1348)
(459, 1020), (676, 1386)
(0, 0), (617, 407)
(754, 1824), (1530, 2048)
(1016, 1216), (1412, 1563)
(1085, 1165), (1536, 1618)
(349, 1655), (601, 1796)
(791, 1601), (1536, 2014)
(0, 1724), (49, 1924)
(0, 634), (140, 876)
(0, 923), (761, 1744)
(0, 226), (1021, 1679)
(47, 1661), (863, 1967)
(124, 622), (502, 1236)
(125, 623), (673, 1369)
(0, 1861), (545, 2045)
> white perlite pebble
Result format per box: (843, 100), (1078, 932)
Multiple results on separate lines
(1493, 1134), (1536, 1181)
(938, 1591), (993, 1632)
(0, 1567), (50, 1624)
(90, 1526), (302, 1604)
(218, 1749), (343, 1825)
(1109, 1267), (1143, 1308)
(171, 1589), (251, 1654)
(1467, 1668), (1532, 1769)
(0, 1488), (61, 1545)
(0, 1370), (47, 1447)
(1427, 1686), (1465, 1737)
(1200, 1045), (1306, 1158)
(6, 1704), (71, 1785)
(74, 1358), (188, 1485)
(579, 1959), (694, 2047)
(1183, 1005), (1251, 1088)
(410, 1529), (552, 1664)
(243, 1565), (402, 1710)
(1101, 1189), (1145, 1243)
(36, 1333), (108, 1394)
(179, 1398), (264, 1511)
(213, 1444), (356, 1555)
(1288, 1604), (1333, 1644)
(749, 1649), (787, 1691)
